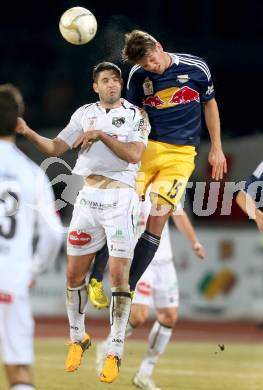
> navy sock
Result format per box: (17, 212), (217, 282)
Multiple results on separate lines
(89, 243), (108, 282)
(129, 230), (160, 291)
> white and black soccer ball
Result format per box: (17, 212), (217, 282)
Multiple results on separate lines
(59, 7), (97, 45)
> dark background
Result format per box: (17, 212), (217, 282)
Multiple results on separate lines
(1, 0), (263, 138)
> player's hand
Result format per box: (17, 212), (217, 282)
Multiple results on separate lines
(192, 242), (206, 259)
(73, 130), (102, 151)
(29, 279), (36, 288)
(208, 146), (227, 180)
(15, 117), (30, 135)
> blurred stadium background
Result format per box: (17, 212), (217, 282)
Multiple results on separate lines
(1, 0), (263, 389)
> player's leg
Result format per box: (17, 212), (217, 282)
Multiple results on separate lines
(96, 270), (153, 374)
(65, 187), (106, 372)
(134, 262), (179, 390)
(88, 243), (109, 309)
(1, 295), (36, 389)
(4, 365), (35, 390)
(129, 142), (196, 292)
(65, 253), (94, 372)
(99, 255), (132, 383)
(99, 187), (137, 383)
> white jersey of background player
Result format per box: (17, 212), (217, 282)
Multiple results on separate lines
(0, 83), (62, 390)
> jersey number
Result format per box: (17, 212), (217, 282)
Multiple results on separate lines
(0, 191), (19, 239)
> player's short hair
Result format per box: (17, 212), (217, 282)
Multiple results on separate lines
(0, 84), (24, 136)
(122, 30), (158, 63)
(93, 62), (122, 82)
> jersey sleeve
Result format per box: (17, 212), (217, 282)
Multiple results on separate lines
(57, 106), (84, 148)
(196, 60), (215, 102)
(128, 108), (151, 146)
(126, 67), (144, 107)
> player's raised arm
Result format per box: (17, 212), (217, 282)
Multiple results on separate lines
(204, 98), (227, 180)
(171, 208), (206, 259)
(16, 117), (69, 157)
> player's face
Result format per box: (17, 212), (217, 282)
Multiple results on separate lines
(93, 70), (122, 106)
(137, 43), (171, 74)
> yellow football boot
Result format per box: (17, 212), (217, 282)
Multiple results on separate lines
(88, 278), (109, 309)
(65, 333), (91, 372)
(99, 354), (121, 383)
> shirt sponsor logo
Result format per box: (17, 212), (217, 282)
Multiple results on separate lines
(143, 86), (200, 109)
(79, 198), (118, 210)
(68, 230), (91, 246)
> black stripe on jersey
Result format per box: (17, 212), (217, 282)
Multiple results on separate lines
(129, 107), (136, 121)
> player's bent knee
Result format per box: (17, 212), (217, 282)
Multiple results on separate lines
(130, 305), (149, 327)
(157, 310), (178, 328)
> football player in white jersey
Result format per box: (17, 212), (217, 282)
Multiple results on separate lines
(236, 161), (263, 232)
(16, 62), (150, 384)
(95, 191), (205, 390)
(0, 84), (62, 390)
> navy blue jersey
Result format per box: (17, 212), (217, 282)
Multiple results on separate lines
(244, 161), (263, 203)
(126, 53), (215, 146)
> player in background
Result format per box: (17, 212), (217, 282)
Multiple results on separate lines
(16, 62), (150, 384)
(236, 161), (263, 232)
(121, 30), (227, 294)
(94, 190), (205, 390)
(0, 84), (62, 390)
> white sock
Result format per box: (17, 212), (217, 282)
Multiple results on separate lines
(102, 320), (135, 353)
(10, 385), (36, 390)
(139, 320), (173, 376)
(66, 283), (88, 342)
(108, 286), (132, 359)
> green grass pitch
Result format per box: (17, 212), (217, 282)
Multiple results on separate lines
(1, 339), (263, 389)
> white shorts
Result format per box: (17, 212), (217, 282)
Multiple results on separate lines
(133, 261), (179, 308)
(67, 186), (139, 259)
(0, 293), (34, 365)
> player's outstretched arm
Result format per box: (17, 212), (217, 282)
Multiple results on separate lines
(203, 98), (227, 180)
(171, 211), (206, 259)
(73, 129), (146, 164)
(236, 190), (263, 232)
(16, 117), (69, 157)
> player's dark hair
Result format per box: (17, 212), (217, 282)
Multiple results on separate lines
(93, 62), (122, 82)
(0, 84), (24, 136)
(122, 30), (157, 63)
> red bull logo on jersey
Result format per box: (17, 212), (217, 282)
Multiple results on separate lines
(143, 86), (200, 109)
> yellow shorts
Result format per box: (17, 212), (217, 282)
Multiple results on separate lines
(136, 140), (196, 208)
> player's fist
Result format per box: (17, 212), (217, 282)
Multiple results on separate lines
(192, 242), (206, 259)
(15, 117), (29, 135)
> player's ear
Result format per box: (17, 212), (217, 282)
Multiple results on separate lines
(120, 78), (124, 89)
(93, 82), (99, 94)
(155, 42), (163, 53)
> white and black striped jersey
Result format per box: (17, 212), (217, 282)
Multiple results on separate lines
(57, 99), (150, 188)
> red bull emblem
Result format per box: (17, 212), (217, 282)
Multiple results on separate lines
(143, 95), (164, 107)
(169, 86), (200, 104)
(143, 86), (200, 109)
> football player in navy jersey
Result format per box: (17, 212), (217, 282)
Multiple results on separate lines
(121, 30), (227, 293)
(236, 161), (263, 232)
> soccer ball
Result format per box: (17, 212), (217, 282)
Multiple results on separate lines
(59, 7), (97, 45)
